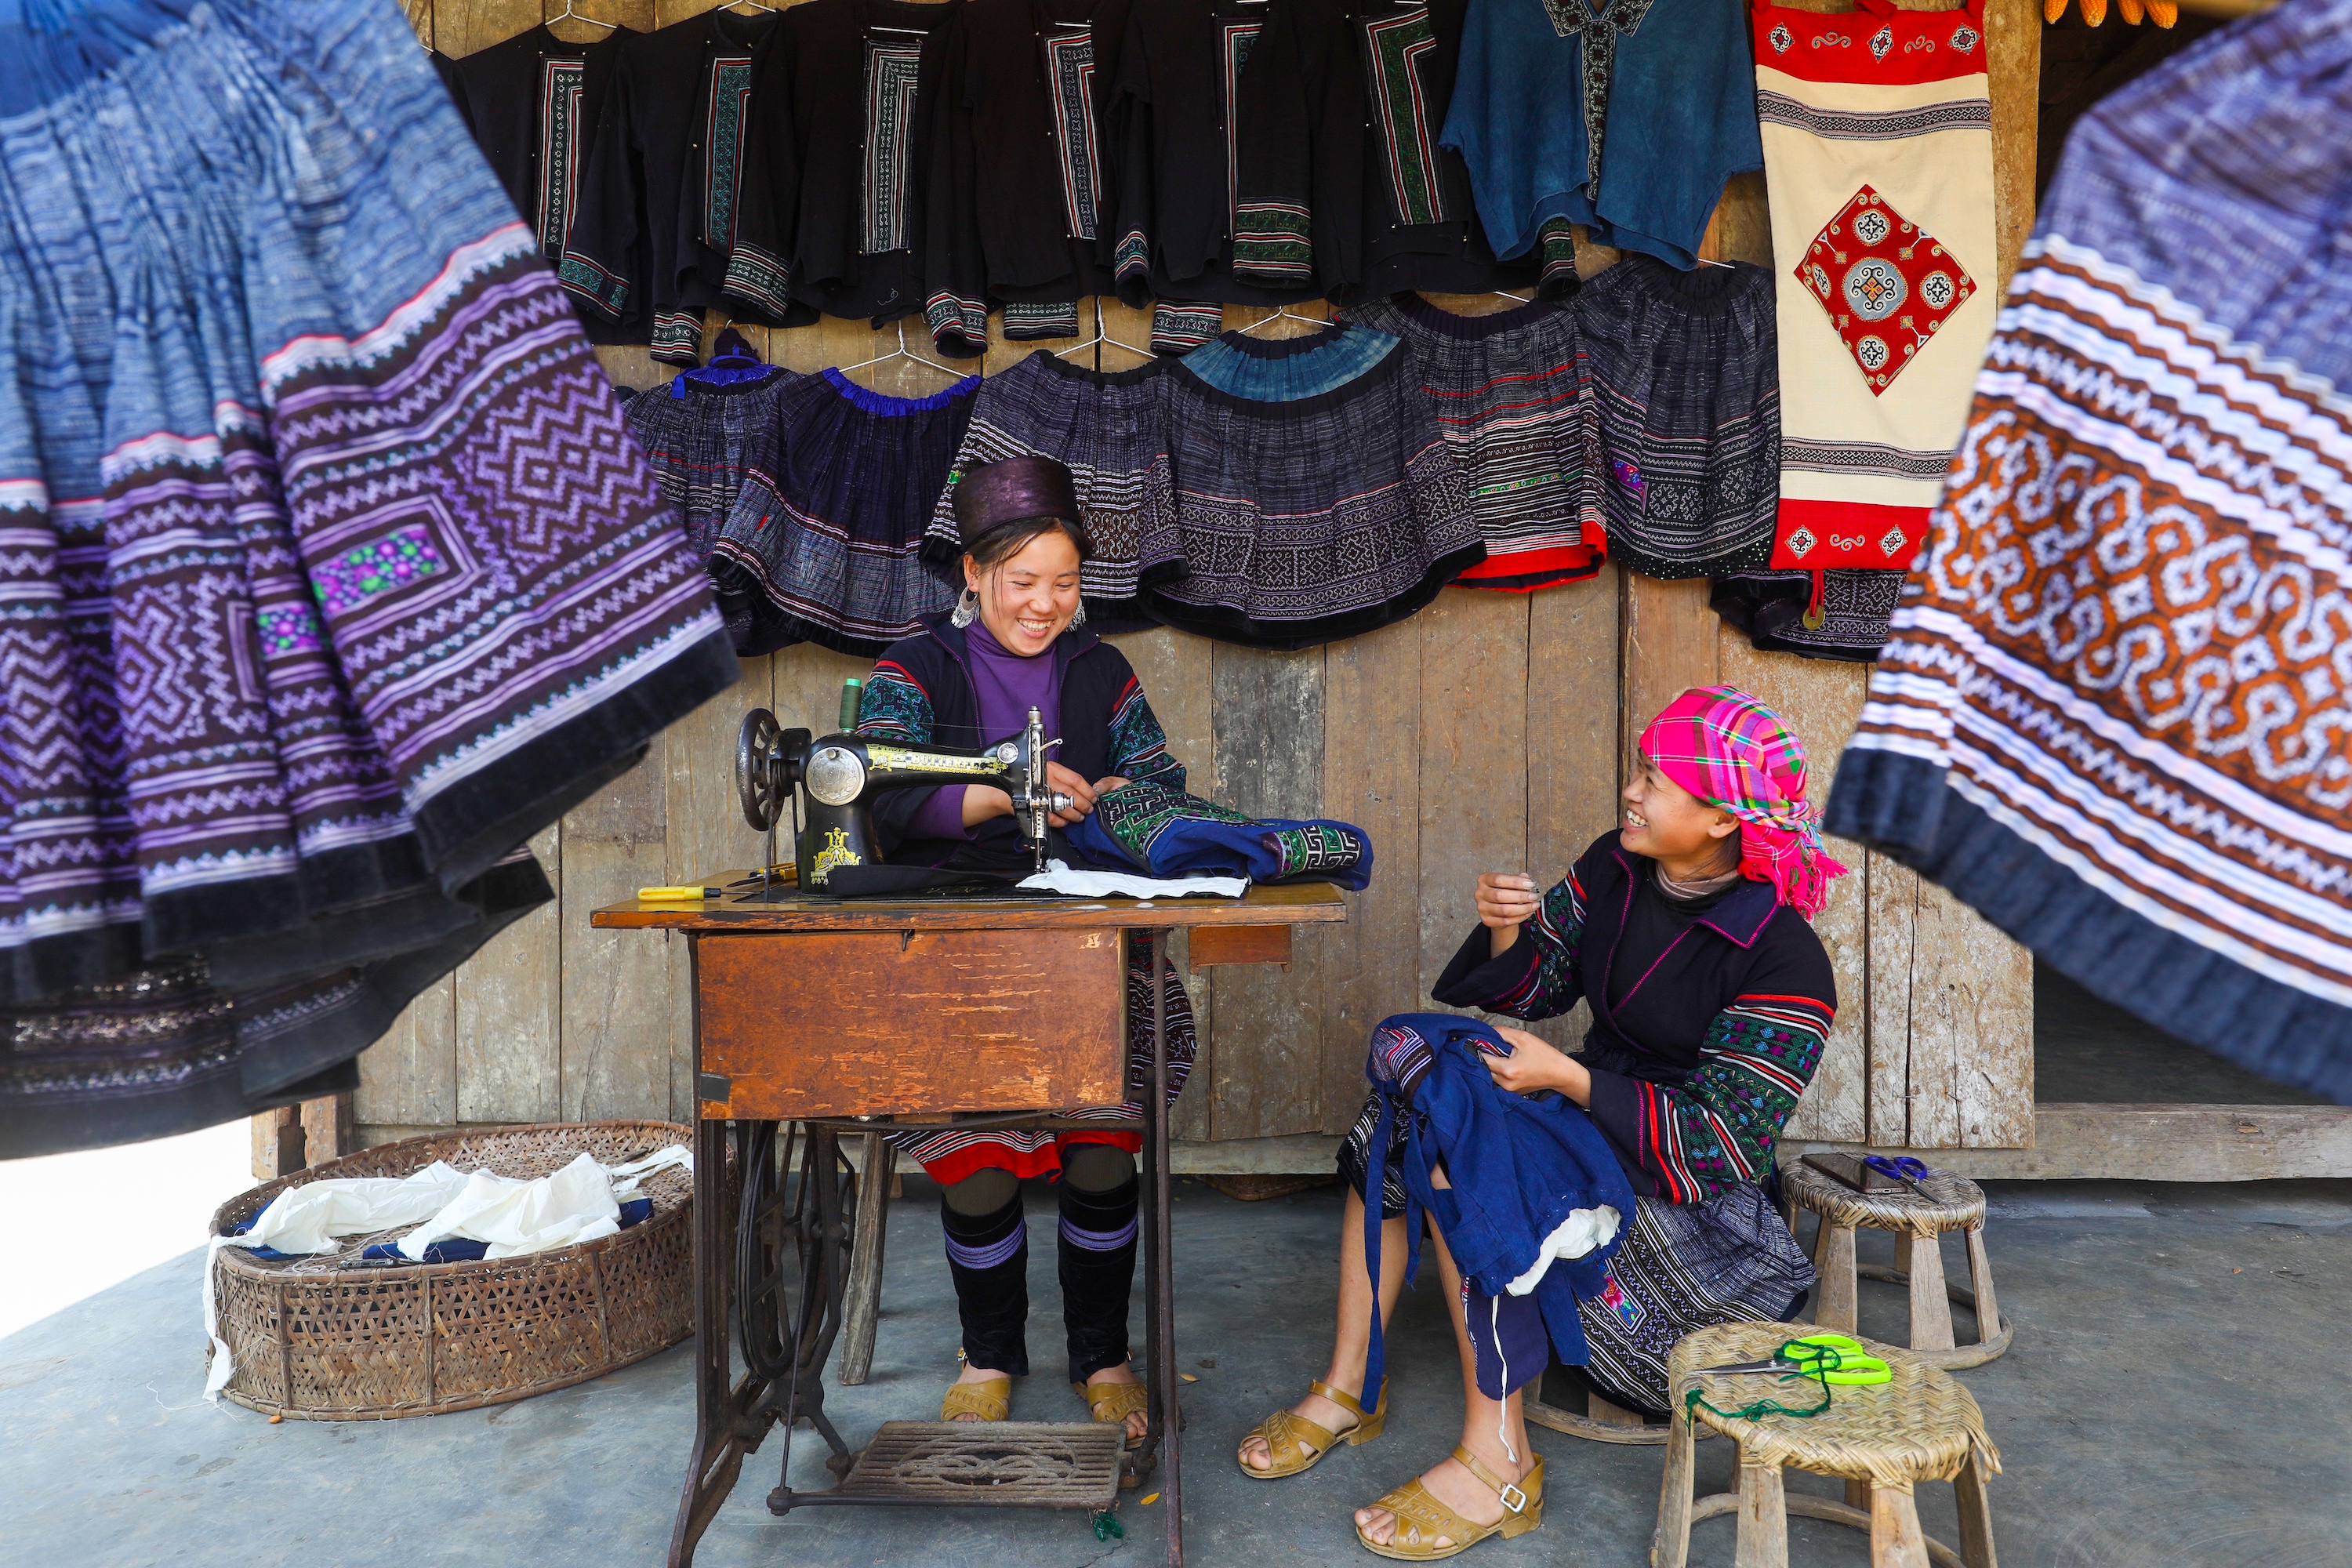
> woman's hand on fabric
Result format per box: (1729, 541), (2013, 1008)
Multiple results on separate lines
(1046, 760), (1098, 826)
(1475, 873), (1541, 956)
(1483, 1026), (1591, 1105)
(1093, 775), (1130, 798)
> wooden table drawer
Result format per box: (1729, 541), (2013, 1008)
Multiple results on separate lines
(695, 928), (1127, 1120)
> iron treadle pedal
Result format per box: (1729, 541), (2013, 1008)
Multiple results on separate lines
(827, 1421), (1123, 1508)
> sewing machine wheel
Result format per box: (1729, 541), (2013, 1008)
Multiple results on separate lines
(737, 709), (787, 832)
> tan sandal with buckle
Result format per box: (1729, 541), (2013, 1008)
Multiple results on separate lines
(940, 1376), (1011, 1422)
(1238, 1378), (1387, 1480)
(1355, 1446), (1544, 1560)
(1073, 1376), (1151, 1448)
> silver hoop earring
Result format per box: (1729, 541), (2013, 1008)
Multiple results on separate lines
(1069, 601), (1087, 628)
(950, 588), (978, 628)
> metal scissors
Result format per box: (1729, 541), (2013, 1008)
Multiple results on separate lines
(1866, 1153), (1936, 1197)
(1697, 1333), (1893, 1387)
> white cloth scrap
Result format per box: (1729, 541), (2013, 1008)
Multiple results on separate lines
(1017, 858), (1246, 900)
(202, 1144), (692, 1399)
(1504, 1204), (1623, 1296)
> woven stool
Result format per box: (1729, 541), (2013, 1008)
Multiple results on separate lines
(1780, 1160), (2013, 1369)
(1654, 1323), (2002, 1568)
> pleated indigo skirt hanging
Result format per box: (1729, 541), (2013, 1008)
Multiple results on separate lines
(1339, 294), (1602, 593)
(0, 0), (736, 1156)
(921, 351), (1181, 633)
(1145, 324), (1483, 649)
(1575, 256), (1780, 582)
(709, 369), (973, 658)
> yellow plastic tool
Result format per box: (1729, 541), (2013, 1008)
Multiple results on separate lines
(637, 885), (722, 902)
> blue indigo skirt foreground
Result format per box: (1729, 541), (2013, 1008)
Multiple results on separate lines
(1826, 0), (2352, 1102)
(0, 0), (736, 1155)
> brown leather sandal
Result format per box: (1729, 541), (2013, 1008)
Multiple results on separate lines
(940, 1376), (1011, 1421)
(1073, 1376), (1151, 1448)
(1237, 1378), (1387, 1480)
(1354, 1446), (1544, 1560)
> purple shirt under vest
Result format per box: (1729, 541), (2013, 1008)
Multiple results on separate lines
(904, 619), (1066, 843)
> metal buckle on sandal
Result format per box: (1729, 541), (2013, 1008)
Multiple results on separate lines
(1497, 1483), (1528, 1515)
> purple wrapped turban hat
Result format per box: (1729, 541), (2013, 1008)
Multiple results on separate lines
(950, 455), (1091, 557)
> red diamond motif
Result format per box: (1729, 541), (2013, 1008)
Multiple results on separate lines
(1794, 185), (1975, 396)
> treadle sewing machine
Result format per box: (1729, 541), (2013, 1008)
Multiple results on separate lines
(592, 695), (1349, 1568)
(732, 703), (1069, 893)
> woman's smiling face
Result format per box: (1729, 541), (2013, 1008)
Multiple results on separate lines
(965, 526), (1083, 656)
(1620, 757), (1738, 867)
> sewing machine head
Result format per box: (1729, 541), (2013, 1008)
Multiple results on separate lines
(735, 707), (1070, 892)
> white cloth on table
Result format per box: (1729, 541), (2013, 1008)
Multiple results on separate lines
(1017, 858), (1247, 901)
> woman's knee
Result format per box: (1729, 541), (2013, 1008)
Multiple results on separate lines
(1060, 1144), (1136, 1195)
(942, 1167), (1021, 1217)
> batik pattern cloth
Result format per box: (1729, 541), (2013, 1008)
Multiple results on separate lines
(1576, 256), (1780, 580)
(920, 353), (1181, 630)
(884, 932), (1199, 1184)
(709, 370), (973, 657)
(1753, 0), (1996, 643)
(622, 368), (801, 651)
(1341, 293), (1602, 590)
(1069, 780), (1375, 889)
(1147, 325), (1485, 648)
(1710, 567), (1906, 662)
(0, 0), (731, 1155)
(1825, 0), (2352, 1101)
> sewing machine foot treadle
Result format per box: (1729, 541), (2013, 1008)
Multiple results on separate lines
(794, 1422), (1124, 1513)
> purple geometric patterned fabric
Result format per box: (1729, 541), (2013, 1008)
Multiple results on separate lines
(0, 0), (735, 1156)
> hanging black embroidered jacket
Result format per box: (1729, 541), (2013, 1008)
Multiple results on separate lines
(920, 0), (1134, 353)
(561, 9), (805, 366)
(1104, 0), (1323, 307)
(724, 0), (960, 334)
(441, 24), (648, 346)
(1231, 0), (1533, 301)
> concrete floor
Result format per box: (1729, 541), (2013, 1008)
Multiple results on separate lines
(3, 1176), (2347, 1568)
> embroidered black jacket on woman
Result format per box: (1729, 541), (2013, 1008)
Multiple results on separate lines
(561, 9), (805, 365)
(920, 0), (1135, 353)
(1433, 831), (1837, 1203)
(1233, 0), (1533, 301)
(855, 612), (1183, 870)
(724, 0), (960, 334)
(440, 24), (649, 345)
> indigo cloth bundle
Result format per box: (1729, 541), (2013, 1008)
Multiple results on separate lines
(1359, 1014), (1633, 1402)
(1067, 782), (1375, 890)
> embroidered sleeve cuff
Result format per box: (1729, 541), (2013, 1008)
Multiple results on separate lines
(924, 292), (989, 357)
(1231, 203), (1313, 285)
(557, 251), (630, 319)
(720, 242), (793, 320)
(1367, 1021), (1436, 1101)
(1430, 924), (1541, 1011)
(1113, 230), (1151, 292)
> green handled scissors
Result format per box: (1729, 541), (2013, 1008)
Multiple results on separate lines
(1697, 1333), (1893, 1387)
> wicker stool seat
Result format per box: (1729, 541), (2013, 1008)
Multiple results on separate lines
(1655, 1323), (2002, 1568)
(1780, 1160), (2012, 1369)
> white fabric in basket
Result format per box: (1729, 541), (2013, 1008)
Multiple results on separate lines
(203, 1145), (691, 1399)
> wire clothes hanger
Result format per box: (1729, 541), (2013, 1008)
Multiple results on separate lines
(545, 0), (618, 29)
(1053, 298), (1154, 365)
(836, 318), (966, 380)
(1237, 300), (1331, 337)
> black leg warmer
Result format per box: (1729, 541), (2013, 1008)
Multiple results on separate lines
(1056, 1149), (1139, 1385)
(940, 1181), (1029, 1377)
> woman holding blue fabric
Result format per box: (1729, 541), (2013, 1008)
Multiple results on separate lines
(1236, 687), (1842, 1561)
(855, 456), (1195, 1443)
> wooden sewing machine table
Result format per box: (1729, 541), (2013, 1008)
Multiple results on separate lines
(591, 878), (1348, 1568)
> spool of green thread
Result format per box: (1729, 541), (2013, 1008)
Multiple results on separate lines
(838, 677), (862, 733)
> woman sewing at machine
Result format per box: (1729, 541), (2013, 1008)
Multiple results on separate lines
(1236, 687), (1840, 1560)
(853, 456), (1192, 1443)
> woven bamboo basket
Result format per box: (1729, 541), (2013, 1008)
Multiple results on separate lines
(205, 1121), (695, 1421)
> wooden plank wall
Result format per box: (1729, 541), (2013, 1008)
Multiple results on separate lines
(358, 0), (2038, 1151)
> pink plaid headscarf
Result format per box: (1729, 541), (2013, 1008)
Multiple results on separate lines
(1635, 685), (1849, 920)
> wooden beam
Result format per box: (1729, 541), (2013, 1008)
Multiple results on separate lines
(1793, 1104), (2352, 1182)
